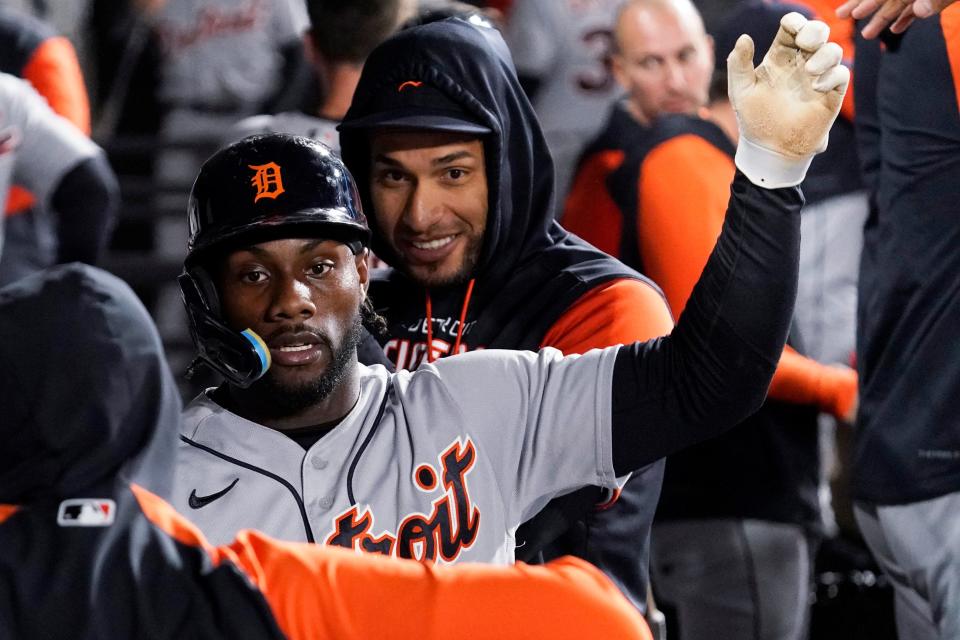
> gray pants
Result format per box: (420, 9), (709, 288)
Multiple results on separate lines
(795, 191), (869, 537)
(650, 519), (811, 640)
(854, 492), (960, 640)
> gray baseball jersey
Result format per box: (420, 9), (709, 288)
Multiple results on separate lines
(0, 72), (98, 257)
(226, 111), (340, 153)
(175, 346), (622, 563)
(503, 0), (626, 206)
(155, 0), (309, 110)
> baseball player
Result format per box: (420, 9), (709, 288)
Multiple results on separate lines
(0, 72), (117, 280)
(172, 14), (849, 577)
(503, 0), (627, 209)
(226, 0), (413, 151)
(0, 8), (98, 285)
(0, 263), (653, 640)
(835, 0), (960, 637)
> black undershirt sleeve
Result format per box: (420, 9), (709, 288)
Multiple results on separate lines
(51, 154), (119, 265)
(610, 171), (804, 476)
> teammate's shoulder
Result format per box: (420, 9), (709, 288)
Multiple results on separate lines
(583, 103), (649, 155)
(648, 113), (730, 149)
(414, 347), (555, 378)
(574, 276), (670, 318)
(180, 389), (226, 436)
(0, 70), (36, 97)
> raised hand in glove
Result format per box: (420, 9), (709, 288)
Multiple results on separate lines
(728, 12), (850, 188)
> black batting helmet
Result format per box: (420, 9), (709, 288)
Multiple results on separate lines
(179, 133), (369, 388)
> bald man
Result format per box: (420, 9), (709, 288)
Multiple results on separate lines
(611, 0), (714, 125)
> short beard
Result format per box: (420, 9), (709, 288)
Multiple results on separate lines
(404, 234), (483, 289)
(244, 314), (363, 420)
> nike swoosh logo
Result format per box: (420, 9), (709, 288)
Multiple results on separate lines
(188, 478), (239, 509)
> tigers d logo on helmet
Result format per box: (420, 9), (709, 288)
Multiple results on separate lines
(248, 161), (285, 202)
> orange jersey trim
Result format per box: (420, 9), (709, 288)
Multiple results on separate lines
(941, 5), (960, 118)
(132, 484), (652, 639)
(131, 483), (222, 559)
(23, 36), (91, 134)
(0, 504), (19, 524)
(5, 187), (36, 216)
(770, 346), (859, 419)
(637, 134), (734, 318)
(540, 278), (674, 354)
(7, 36), (92, 216)
(561, 149), (626, 257)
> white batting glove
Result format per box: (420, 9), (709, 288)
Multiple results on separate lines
(728, 12), (850, 188)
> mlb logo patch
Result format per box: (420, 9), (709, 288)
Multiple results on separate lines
(57, 499), (116, 527)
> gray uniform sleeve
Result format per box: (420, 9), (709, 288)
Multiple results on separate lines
(0, 73), (99, 209)
(272, 0), (310, 44)
(415, 346), (621, 524)
(503, 0), (559, 77)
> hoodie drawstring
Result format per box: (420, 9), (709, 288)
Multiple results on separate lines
(425, 279), (476, 363)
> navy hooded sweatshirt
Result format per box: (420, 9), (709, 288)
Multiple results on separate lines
(0, 264), (287, 639)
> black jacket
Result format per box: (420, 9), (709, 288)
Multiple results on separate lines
(0, 265), (286, 639)
(854, 16), (960, 504)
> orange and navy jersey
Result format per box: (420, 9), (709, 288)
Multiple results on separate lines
(0, 482), (653, 639)
(564, 109), (857, 421)
(563, 107), (735, 309)
(854, 8), (960, 505)
(0, 8), (91, 216)
(563, 110), (853, 526)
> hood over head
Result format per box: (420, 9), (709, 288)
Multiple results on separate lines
(339, 18), (563, 287)
(0, 264), (180, 504)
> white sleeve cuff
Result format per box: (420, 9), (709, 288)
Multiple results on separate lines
(734, 136), (813, 189)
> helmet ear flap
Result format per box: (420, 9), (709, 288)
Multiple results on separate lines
(188, 265), (221, 318)
(178, 268), (271, 389)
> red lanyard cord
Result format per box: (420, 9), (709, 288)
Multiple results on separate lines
(424, 278), (476, 364)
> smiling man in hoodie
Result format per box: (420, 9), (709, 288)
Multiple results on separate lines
(337, 18), (675, 612)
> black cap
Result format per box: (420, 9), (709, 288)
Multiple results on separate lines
(338, 80), (491, 134)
